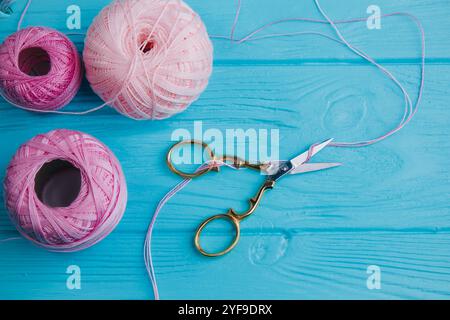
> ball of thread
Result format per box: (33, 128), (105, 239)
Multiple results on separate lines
(3, 129), (127, 252)
(83, 0), (213, 120)
(0, 26), (82, 111)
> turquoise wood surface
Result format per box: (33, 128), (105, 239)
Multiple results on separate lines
(1, 0), (449, 299)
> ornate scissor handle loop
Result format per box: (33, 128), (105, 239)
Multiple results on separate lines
(166, 140), (217, 179)
(195, 213), (241, 257)
(194, 180), (275, 257)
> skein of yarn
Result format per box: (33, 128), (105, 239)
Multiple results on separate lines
(0, 26), (82, 111)
(83, 0), (213, 120)
(3, 129), (127, 252)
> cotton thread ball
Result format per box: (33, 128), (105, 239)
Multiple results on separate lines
(3, 129), (127, 252)
(83, 0), (213, 120)
(0, 26), (82, 111)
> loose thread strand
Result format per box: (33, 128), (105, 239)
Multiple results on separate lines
(145, 0), (426, 300)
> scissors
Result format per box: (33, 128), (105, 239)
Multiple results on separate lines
(166, 138), (341, 257)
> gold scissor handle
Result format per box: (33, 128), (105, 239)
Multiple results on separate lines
(166, 140), (218, 179)
(195, 213), (240, 257)
(167, 140), (268, 179)
(194, 180), (275, 257)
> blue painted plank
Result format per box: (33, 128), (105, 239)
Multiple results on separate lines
(2, 231), (450, 299)
(0, 0), (447, 61)
(2, 65), (443, 231)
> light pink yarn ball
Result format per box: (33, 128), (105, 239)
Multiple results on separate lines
(83, 0), (213, 120)
(0, 26), (82, 111)
(3, 129), (127, 252)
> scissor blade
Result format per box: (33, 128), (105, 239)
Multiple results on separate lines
(290, 162), (341, 174)
(290, 138), (334, 169)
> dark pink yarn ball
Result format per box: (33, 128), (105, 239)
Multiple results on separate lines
(0, 26), (82, 111)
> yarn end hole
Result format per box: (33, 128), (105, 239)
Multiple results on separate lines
(34, 159), (82, 208)
(18, 47), (51, 76)
(139, 38), (155, 54)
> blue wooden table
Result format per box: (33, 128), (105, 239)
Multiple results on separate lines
(1, 0), (449, 300)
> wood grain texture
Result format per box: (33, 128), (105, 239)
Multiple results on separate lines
(0, 0), (449, 299)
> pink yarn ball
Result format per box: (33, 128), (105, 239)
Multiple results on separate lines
(3, 129), (127, 252)
(83, 0), (213, 120)
(0, 26), (82, 111)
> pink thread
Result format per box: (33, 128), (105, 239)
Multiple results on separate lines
(83, 0), (213, 120)
(0, 237), (21, 243)
(144, 161), (234, 299)
(0, 26), (82, 111)
(3, 129), (127, 252)
(16, 0), (30, 30)
(144, 177), (192, 300)
(145, 0), (426, 299)
(222, 0), (425, 148)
